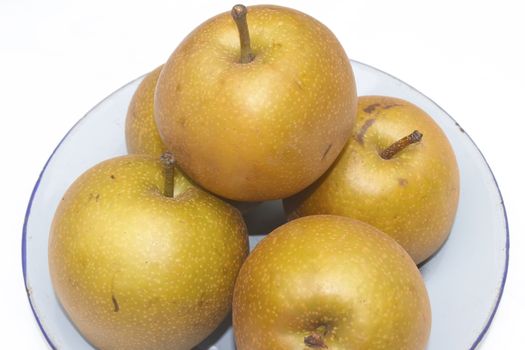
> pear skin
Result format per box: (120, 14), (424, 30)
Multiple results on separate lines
(49, 155), (248, 350)
(284, 96), (460, 264)
(125, 66), (259, 214)
(126, 65), (167, 156)
(233, 215), (431, 350)
(155, 5), (357, 201)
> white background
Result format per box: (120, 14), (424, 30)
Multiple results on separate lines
(1, 0), (523, 348)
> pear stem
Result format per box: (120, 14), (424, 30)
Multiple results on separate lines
(160, 152), (176, 197)
(231, 4), (255, 63)
(380, 130), (423, 160)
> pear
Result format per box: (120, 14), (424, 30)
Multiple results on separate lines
(125, 65), (167, 156)
(233, 215), (431, 350)
(49, 154), (248, 350)
(155, 5), (357, 201)
(284, 96), (460, 264)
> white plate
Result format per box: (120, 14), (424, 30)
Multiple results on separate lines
(22, 61), (508, 350)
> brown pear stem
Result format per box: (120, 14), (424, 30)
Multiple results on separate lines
(231, 4), (255, 63)
(160, 152), (176, 197)
(380, 130), (423, 160)
(304, 333), (328, 348)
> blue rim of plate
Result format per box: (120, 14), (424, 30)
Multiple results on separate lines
(21, 61), (509, 350)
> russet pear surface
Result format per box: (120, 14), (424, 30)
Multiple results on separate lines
(126, 72), (261, 215)
(125, 65), (167, 156)
(48, 155), (248, 350)
(284, 96), (460, 264)
(155, 5), (357, 201)
(233, 215), (431, 350)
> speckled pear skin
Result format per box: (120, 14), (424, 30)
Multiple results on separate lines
(125, 65), (260, 214)
(48, 155), (249, 350)
(233, 215), (431, 350)
(155, 5), (357, 201)
(284, 96), (460, 264)
(125, 65), (167, 157)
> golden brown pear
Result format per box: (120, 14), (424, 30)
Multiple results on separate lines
(125, 65), (166, 156)
(284, 96), (460, 264)
(233, 215), (431, 350)
(155, 4), (357, 201)
(49, 154), (248, 350)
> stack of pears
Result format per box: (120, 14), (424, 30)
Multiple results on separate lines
(49, 4), (459, 350)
